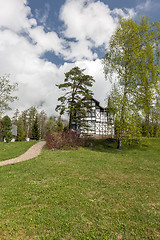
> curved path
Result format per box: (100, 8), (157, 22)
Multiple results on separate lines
(0, 141), (46, 167)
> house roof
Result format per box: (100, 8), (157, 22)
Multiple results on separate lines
(81, 97), (108, 111)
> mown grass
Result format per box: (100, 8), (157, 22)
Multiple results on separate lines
(0, 138), (160, 239)
(0, 141), (37, 161)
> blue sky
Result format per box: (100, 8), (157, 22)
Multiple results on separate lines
(0, 0), (160, 117)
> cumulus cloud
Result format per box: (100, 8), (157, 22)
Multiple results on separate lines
(60, 0), (117, 60)
(0, 28), (60, 114)
(0, 0), (65, 117)
(60, 0), (136, 61)
(29, 26), (65, 56)
(60, 0), (117, 45)
(75, 59), (112, 106)
(0, 0), (36, 32)
(0, 0), (141, 117)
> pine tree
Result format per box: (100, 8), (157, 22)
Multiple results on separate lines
(56, 67), (95, 130)
(32, 116), (40, 140)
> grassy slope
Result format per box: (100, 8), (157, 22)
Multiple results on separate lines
(0, 141), (37, 161)
(0, 138), (160, 239)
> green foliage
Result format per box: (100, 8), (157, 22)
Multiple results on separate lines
(135, 18), (160, 136)
(44, 116), (65, 137)
(103, 17), (160, 148)
(1, 115), (12, 143)
(16, 117), (26, 141)
(56, 116), (63, 132)
(20, 109), (29, 137)
(45, 117), (57, 136)
(12, 107), (66, 140)
(12, 108), (20, 124)
(12, 107), (48, 140)
(5, 131), (13, 143)
(28, 107), (38, 138)
(56, 66), (95, 130)
(32, 116), (40, 140)
(0, 75), (18, 117)
(63, 124), (69, 131)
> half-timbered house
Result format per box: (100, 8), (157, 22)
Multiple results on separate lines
(72, 97), (114, 137)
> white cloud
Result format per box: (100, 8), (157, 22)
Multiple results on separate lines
(60, 0), (117, 45)
(0, 0), (36, 32)
(29, 26), (64, 56)
(112, 8), (136, 19)
(60, 0), (136, 61)
(0, 0), (67, 117)
(0, 29), (61, 115)
(75, 59), (111, 106)
(0, 0), (140, 117)
(64, 39), (97, 61)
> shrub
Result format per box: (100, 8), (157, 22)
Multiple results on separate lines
(46, 130), (85, 150)
(1, 115), (12, 143)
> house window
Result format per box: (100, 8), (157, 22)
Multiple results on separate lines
(87, 112), (91, 117)
(91, 109), (95, 117)
(87, 109), (95, 117)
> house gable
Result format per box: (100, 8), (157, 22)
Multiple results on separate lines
(73, 97), (114, 136)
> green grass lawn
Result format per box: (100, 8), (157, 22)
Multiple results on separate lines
(0, 138), (160, 239)
(0, 141), (37, 161)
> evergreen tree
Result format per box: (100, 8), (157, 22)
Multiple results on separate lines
(28, 107), (38, 138)
(32, 115), (40, 140)
(56, 67), (95, 130)
(1, 115), (12, 143)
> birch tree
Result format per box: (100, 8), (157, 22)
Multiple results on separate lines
(103, 17), (160, 148)
(0, 75), (18, 118)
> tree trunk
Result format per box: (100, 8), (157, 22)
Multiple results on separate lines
(117, 131), (122, 149)
(69, 92), (75, 130)
(69, 114), (72, 129)
(117, 73), (127, 150)
(146, 113), (150, 137)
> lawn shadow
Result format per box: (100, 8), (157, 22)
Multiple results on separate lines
(84, 138), (118, 153)
(84, 138), (149, 153)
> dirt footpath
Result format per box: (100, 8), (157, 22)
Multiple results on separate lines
(0, 141), (46, 167)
